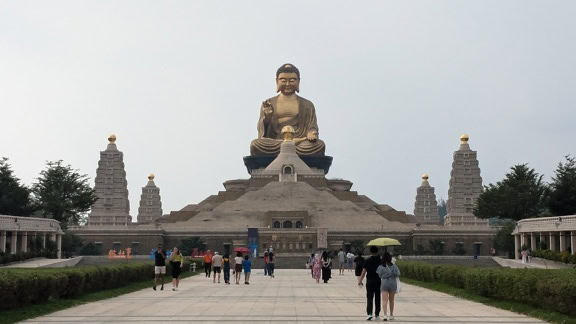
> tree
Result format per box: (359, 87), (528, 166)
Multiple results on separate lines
(437, 198), (447, 225)
(350, 240), (365, 254)
(80, 242), (101, 255)
(32, 160), (98, 228)
(61, 232), (84, 258)
(548, 156), (576, 216)
(428, 239), (444, 255)
(180, 237), (205, 256)
(474, 164), (547, 221)
(452, 242), (467, 255)
(0, 157), (35, 216)
(493, 222), (515, 258)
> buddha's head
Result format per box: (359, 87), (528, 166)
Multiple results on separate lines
(276, 63), (300, 95)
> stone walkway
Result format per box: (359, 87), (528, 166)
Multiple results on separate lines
(25, 269), (544, 323)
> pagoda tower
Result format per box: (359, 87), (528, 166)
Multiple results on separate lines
(413, 174), (439, 224)
(444, 134), (488, 227)
(87, 135), (132, 226)
(137, 174), (163, 223)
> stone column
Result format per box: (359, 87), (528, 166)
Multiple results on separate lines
(514, 234), (520, 260)
(549, 232), (556, 251)
(0, 231), (6, 253)
(10, 231), (18, 254)
(570, 231), (576, 255)
(42, 233), (46, 249)
(57, 234), (62, 259)
(539, 232), (545, 249)
(530, 233), (537, 251)
(21, 231), (28, 253)
(559, 232), (566, 252)
(520, 233), (526, 249)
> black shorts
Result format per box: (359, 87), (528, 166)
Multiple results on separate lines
(235, 264), (243, 273)
(213, 266), (221, 273)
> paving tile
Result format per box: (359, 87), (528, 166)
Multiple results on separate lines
(23, 269), (545, 323)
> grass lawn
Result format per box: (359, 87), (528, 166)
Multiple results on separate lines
(403, 277), (576, 324)
(0, 269), (199, 324)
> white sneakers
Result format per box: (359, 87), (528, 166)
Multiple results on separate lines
(366, 315), (373, 321)
(382, 315), (395, 321)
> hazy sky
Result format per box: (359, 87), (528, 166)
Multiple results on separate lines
(1, 1), (575, 220)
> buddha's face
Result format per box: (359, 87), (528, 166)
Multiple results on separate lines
(276, 72), (300, 95)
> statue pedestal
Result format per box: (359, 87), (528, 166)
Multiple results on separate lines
(243, 155), (333, 175)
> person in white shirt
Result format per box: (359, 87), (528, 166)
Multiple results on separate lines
(234, 252), (244, 284)
(212, 251), (223, 283)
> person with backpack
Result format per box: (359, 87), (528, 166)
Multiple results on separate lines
(243, 254), (252, 284)
(222, 253), (231, 284)
(268, 250), (275, 278)
(377, 252), (401, 321)
(263, 251), (269, 276)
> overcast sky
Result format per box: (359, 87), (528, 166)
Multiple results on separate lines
(1, 1), (575, 220)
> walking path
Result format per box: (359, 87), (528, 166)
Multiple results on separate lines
(25, 269), (543, 323)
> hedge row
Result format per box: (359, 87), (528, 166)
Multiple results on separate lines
(398, 261), (576, 316)
(531, 249), (576, 264)
(0, 251), (57, 265)
(0, 261), (188, 310)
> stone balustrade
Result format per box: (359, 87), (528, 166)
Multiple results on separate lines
(0, 214), (65, 258)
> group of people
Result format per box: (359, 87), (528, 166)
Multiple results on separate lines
(203, 250), (252, 284)
(153, 244), (185, 291)
(308, 250), (333, 283)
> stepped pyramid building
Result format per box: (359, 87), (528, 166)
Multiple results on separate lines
(414, 174), (439, 224)
(87, 135), (132, 227)
(444, 135), (488, 227)
(137, 174), (163, 223)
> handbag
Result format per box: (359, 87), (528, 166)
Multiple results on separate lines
(396, 277), (402, 294)
(305, 263), (310, 269)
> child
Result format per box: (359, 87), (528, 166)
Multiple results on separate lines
(243, 254), (252, 284)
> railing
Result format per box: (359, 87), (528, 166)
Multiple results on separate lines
(0, 214), (63, 233)
(515, 215), (576, 233)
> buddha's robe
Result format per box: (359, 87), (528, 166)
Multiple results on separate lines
(250, 95), (325, 156)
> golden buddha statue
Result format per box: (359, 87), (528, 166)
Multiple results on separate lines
(250, 64), (326, 156)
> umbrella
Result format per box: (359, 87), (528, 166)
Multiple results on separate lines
(367, 238), (401, 247)
(234, 247), (251, 253)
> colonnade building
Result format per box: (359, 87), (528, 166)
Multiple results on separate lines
(512, 215), (576, 259)
(0, 215), (65, 258)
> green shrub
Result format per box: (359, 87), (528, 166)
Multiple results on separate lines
(532, 249), (576, 264)
(0, 261), (190, 310)
(398, 261), (576, 316)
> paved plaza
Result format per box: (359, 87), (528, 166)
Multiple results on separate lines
(25, 269), (543, 324)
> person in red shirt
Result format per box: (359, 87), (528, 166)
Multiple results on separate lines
(203, 250), (213, 278)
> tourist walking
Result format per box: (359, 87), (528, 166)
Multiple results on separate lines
(377, 252), (401, 321)
(153, 244), (166, 291)
(222, 253), (231, 284)
(321, 251), (332, 283)
(268, 250), (275, 278)
(212, 251), (222, 283)
(234, 252), (243, 284)
(338, 249), (346, 275)
(263, 251), (269, 276)
(312, 253), (322, 283)
(354, 252), (365, 278)
(308, 253), (315, 277)
(358, 246), (382, 321)
(203, 250), (213, 278)
(521, 249), (527, 264)
(347, 251), (355, 272)
(243, 254), (252, 284)
(169, 247), (184, 291)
